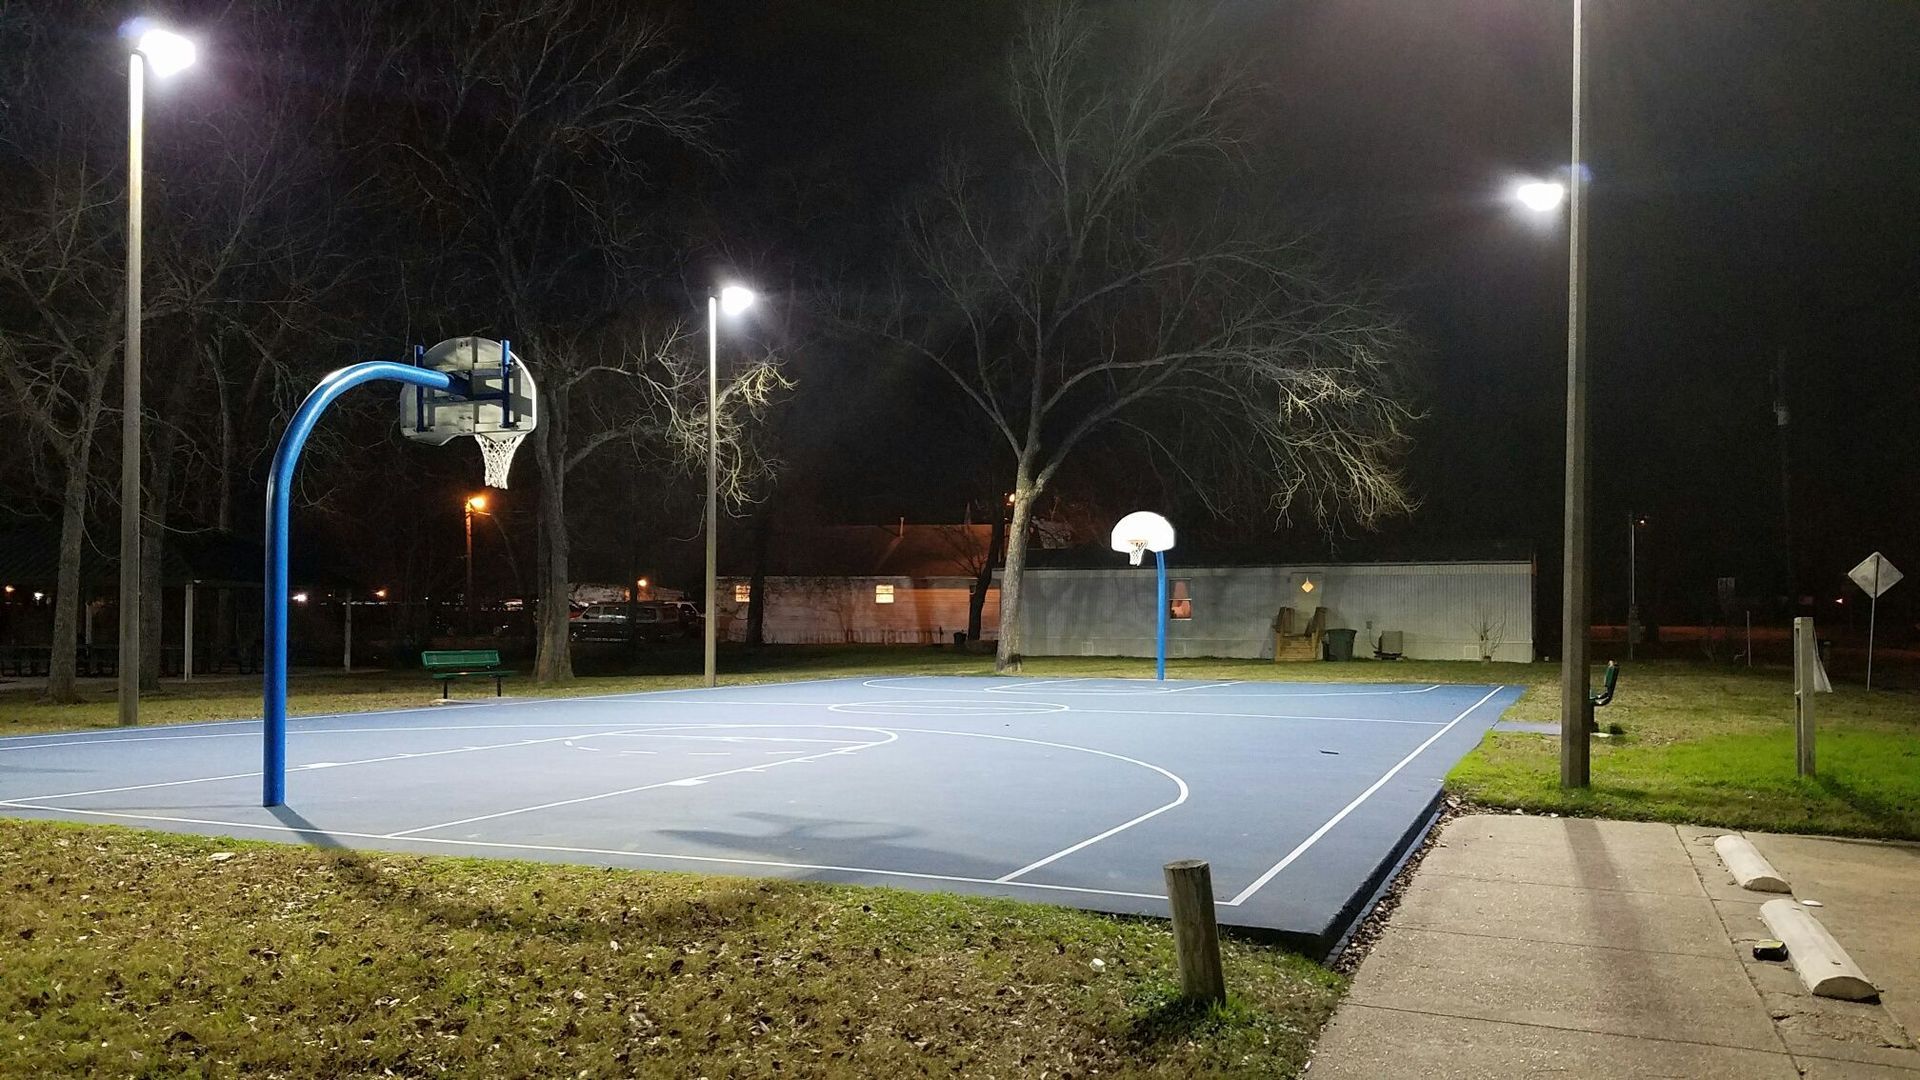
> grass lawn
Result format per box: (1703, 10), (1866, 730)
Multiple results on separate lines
(1448, 661), (1920, 840)
(0, 818), (1343, 1078)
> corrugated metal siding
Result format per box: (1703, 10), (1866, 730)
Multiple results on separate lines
(1019, 562), (1534, 662)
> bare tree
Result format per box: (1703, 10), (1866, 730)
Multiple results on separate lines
(0, 3), (180, 700)
(873, 3), (1419, 672)
(365, 0), (801, 683)
(1469, 606), (1509, 662)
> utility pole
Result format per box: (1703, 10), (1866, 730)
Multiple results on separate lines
(1772, 347), (1795, 605)
(1558, 0), (1592, 788)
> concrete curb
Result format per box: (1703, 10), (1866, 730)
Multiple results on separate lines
(1713, 834), (1790, 892)
(1760, 898), (1879, 1001)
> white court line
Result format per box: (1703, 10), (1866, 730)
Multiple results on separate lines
(1158, 680), (1240, 694)
(1222, 685), (1507, 907)
(0, 801), (1169, 902)
(9, 724), (676, 803)
(383, 728), (900, 838)
(861, 676), (1450, 699)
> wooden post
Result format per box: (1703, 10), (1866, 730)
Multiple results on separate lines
(182, 581), (194, 682)
(1793, 616), (1815, 777)
(1163, 859), (1226, 1004)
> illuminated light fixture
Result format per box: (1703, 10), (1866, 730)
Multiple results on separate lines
(1512, 179), (1566, 214)
(33, 592), (45, 602)
(291, 592), (309, 604)
(373, 588), (389, 599)
(637, 578), (649, 589)
(2, 585), (12, 594)
(1300, 578), (1316, 594)
(719, 284), (756, 317)
(467, 494), (488, 512)
(136, 27), (197, 77)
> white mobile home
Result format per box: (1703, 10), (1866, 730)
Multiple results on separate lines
(1017, 559), (1535, 663)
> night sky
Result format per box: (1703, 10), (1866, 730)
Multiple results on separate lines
(679, 0), (1920, 633)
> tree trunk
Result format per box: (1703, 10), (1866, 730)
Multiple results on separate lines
(994, 482), (1038, 673)
(138, 511), (164, 690)
(44, 465), (91, 703)
(969, 496), (1005, 643)
(532, 413), (573, 683)
(745, 505), (772, 648)
(139, 360), (196, 690)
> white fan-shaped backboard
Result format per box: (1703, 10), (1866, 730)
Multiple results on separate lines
(1110, 511), (1175, 555)
(400, 336), (538, 447)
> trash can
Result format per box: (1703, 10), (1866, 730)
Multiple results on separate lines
(1324, 628), (1357, 662)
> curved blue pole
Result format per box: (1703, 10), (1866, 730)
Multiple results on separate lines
(1155, 549), (1169, 682)
(264, 361), (453, 806)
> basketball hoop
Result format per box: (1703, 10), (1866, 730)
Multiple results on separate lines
(1109, 511), (1175, 566)
(400, 336), (539, 489)
(475, 432), (526, 489)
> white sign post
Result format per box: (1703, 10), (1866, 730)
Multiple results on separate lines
(1847, 552), (1903, 690)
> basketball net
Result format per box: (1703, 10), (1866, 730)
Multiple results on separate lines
(476, 431), (527, 489)
(1126, 539), (1147, 566)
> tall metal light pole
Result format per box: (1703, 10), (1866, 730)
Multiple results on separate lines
(706, 285), (755, 687)
(1558, 0), (1592, 788)
(119, 26), (196, 726)
(1627, 513), (1645, 659)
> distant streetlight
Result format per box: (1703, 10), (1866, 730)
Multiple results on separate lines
(705, 285), (755, 687)
(1512, 179), (1568, 214)
(465, 494), (490, 635)
(119, 22), (197, 727)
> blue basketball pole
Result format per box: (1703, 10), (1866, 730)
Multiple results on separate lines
(264, 361), (454, 806)
(1155, 549), (1168, 681)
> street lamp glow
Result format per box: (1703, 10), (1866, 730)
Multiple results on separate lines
(719, 285), (756, 317)
(136, 29), (197, 77)
(467, 494), (488, 512)
(1512, 180), (1567, 214)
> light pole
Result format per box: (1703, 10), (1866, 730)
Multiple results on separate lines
(706, 285), (756, 687)
(1559, 0), (1592, 788)
(119, 25), (196, 726)
(1627, 513), (1645, 658)
(1506, 0), (1591, 787)
(465, 495), (487, 636)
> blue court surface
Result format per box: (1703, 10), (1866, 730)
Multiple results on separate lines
(0, 676), (1520, 953)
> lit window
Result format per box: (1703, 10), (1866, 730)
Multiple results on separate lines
(1169, 579), (1192, 621)
(874, 584), (895, 604)
(733, 583), (751, 603)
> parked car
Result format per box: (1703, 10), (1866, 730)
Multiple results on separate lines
(660, 600), (702, 638)
(569, 603), (684, 643)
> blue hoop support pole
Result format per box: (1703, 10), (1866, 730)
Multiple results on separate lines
(1155, 549), (1169, 682)
(264, 361), (453, 806)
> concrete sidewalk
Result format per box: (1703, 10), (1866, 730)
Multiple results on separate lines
(1310, 814), (1920, 1079)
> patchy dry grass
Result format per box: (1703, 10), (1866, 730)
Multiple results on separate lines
(0, 819), (1343, 1078)
(1450, 661), (1920, 839)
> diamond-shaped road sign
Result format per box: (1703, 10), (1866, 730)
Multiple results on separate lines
(1848, 552), (1903, 599)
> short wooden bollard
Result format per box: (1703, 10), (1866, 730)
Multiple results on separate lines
(1163, 859), (1226, 1004)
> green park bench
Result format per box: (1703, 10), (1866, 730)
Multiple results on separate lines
(1585, 659), (1619, 731)
(421, 649), (516, 699)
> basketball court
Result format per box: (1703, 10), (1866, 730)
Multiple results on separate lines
(0, 675), (1519, 953)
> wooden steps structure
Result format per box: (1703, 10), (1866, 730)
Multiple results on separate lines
(1272, 606), (1328, 663)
